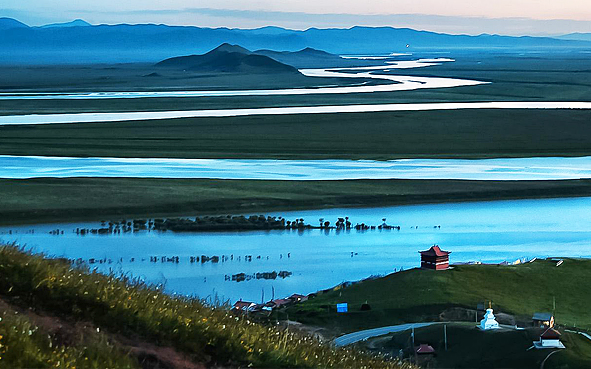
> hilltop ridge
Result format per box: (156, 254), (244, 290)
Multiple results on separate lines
(156, 43), (300, 74)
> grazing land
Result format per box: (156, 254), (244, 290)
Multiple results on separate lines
(1, 53), (591, 116)
(2, 109), (591, 160)
(285, 258), (591, 334)
(5, 178), (591, 225)
(0, 244), (409, 369)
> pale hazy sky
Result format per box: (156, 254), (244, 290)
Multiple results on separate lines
(3, 0), (591, 35)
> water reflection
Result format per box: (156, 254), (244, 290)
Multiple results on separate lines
(2, 197), (591, 303)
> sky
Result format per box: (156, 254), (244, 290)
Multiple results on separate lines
(2, 0), (591, 35)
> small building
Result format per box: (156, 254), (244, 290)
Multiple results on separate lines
(269, 298), (292, 309)
(416, 344), (435, 355)
(420, 245), (451, 270)
(232, 300), (256, 312)
(533, 312), (555, 328)
(288, 294), (308, 303)
(415, 344), (436, 366)
(534, 327), (565, 349)
(336, 303), (348, 313)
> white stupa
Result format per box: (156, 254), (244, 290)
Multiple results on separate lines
(479, 302), (500, 330)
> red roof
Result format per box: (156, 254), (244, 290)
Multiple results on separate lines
(416, 344), (435, 354)
(271, 298), (291, 307)
(420, 245), (451, 257)
(233, 301), (255, 310)
(541, 327), (561, 339)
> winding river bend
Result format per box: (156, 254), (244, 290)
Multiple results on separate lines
(2, 197), (591, 303)
(0, 58), (481, 100)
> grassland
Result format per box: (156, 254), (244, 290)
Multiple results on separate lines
(1, 53), (590, 116)
(5, 178), (591, 225)
(2, 109), (591, 160)
(285, 258), (591, 334)
(0, 244), (410, 369)
(369, 322), (591, 368)
(2, 53), (591, 224)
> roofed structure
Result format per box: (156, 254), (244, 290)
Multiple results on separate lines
(416, 344), (435, 355)
(419, 245), (451, 270)
(232, 300), (256, 311)
(533, 312), (555, 328)
(534, 327), (565, 349)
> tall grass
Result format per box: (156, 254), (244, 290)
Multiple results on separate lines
(0, 301), (138, 368)
(0, 244), (412, 368)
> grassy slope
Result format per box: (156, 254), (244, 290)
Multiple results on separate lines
(286, 259), (591, 334)
(0, 302), (140, 368)
(5, 178), (591, 224)
(377, 323), (591, 369)
(0, 244), (409, 369)
(2, 109), (591, 159)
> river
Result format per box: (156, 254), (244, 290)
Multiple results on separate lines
(2, 197), (591, 303)
(3, 155), (591, 180)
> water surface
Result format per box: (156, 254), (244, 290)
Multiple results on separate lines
(0, 58), (480, 100)
(4, 155), (591, 180)
(1, 101), (590, 125)
(2, 197), (591, 303)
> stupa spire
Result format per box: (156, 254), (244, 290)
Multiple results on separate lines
(479, 300), (500, 330)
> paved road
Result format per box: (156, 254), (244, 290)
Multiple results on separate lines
(333, 322), (439, 346)
(565, 329), (591, 342)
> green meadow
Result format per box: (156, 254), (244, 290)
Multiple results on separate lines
(4, 178), (591, 225)
(286, 258), (591, 334)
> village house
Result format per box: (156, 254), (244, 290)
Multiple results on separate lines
(288, 293), (308, 303)
(415, 344), (436, 366)
(232, 300), (256, 312)
(532, 312), (555, 328)
(534, 327), (565, 349)
(419, 245), (451, 270)
(416, 344), (435, 355)
(268, 298), (292, 309)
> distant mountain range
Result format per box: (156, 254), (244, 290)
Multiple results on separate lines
(40, 19), (91, 29)
(0, 17), (28, 30)
(1, 17), (590, 64)
(556, 33), (591, 42)
(156, 43), (300, 74)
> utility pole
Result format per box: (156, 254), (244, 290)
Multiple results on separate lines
(412, 325), (418, 365)
(444, 324), (448, 351)
(553, 295), (556, 326)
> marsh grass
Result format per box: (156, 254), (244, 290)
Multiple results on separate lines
(0, 244), (411, 368)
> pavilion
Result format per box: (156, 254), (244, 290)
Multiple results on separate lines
(419, 245), (451, 270)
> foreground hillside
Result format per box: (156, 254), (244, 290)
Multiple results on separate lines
(0, 244), (409, 369)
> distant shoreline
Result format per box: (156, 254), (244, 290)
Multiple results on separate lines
(3, 177), (591, 226)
